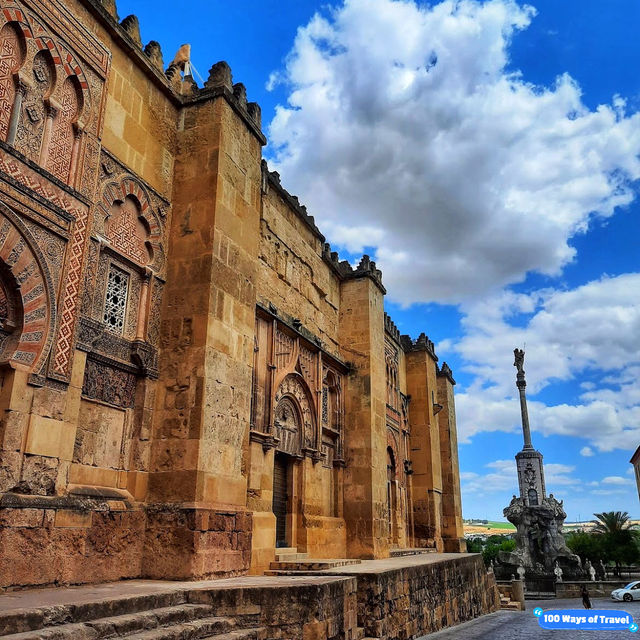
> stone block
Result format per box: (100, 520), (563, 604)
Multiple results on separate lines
(24, 416), (75, 461)
(54, 509), (92, 528)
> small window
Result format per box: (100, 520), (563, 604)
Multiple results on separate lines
(103, 265), (129, 335)
(528, 488), (538, 506)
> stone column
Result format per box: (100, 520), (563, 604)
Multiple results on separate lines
(404, 335), (443, 550)
(339, 274), (388, 559)
(437, 363), (466, 552)
(145, 65), (264, 579)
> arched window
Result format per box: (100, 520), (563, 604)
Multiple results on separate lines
(528, 488), (538, 506)
(105, 195), (153, 266)
(0, 22), (26, 142)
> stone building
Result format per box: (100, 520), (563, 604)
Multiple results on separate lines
(0, 0), (465, 589)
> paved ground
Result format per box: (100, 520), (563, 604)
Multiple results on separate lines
(422, 597), (640, 639)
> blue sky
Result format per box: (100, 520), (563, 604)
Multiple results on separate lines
(119, 0), (640, 521)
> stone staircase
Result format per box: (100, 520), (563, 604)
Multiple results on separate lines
(498, 593), (524, 611)
(0, 592), (265, 639)
(266, 548), (362, 574)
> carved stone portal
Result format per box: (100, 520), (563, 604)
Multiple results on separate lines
(274, 374), (316, 456)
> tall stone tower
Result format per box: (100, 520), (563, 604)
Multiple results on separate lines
(513, 349), (546, 506)
(496, 349), (583, 581)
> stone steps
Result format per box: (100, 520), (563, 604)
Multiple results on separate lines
(274, 552), (309, 562)
(0, 599), (264, 640)
(389, 548), (437, 557)
(267, 558), (362, 573)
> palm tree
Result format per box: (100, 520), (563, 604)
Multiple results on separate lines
(592, 511), (637, 534)
(592, 511), (639, 576)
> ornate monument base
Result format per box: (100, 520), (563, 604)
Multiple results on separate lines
(495, 493), (583, 581)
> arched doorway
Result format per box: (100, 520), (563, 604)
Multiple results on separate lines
(387, 446), (398, 544)
(272, 395), (302, 548)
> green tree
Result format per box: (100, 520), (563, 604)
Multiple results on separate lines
(566, 530), (604, 564)
(481, 538), (515, 566)
(592, 511), (640, 575)
(466, 537), (483, 554)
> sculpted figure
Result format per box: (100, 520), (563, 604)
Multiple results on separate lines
(554, 561), (563, 583)
(513, 348), (525, 375)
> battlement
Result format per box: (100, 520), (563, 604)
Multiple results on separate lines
(438, 361), (456, 385)
(84, 2), (265, 143)
(384, 313), (401, 343)
(400, 332), (438, 361)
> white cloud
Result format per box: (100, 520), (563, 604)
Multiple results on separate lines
(268, 0), (640, 305)
(450, 273), (640, 452)
(580, 446), (594, 457)
(602, 476), (633, 486)
(461, 458), (579, 496)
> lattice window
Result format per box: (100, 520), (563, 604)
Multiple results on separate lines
(103, 265), (129, 334)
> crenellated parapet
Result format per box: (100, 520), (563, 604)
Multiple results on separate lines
(338, 255), (385, 293)
(400, 332), (438, 361)
(384, 313), (401, 343)
(437, 361), (456, 385)
(262, 160), (386, 294)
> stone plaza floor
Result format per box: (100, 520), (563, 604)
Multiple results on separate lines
(422, 596), (640, 640)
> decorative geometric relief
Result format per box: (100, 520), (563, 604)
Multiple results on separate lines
(0, 22), (24, 141)
(322, 386), (328, 426)
(81, 357), (136, 408)
(275, 328), (294, 371)
(298, 344), (316, 388)
(103, 264), (129, 335)
(50, 198), (90, 378)
(46, 75), (80, 183)
(15, 49), (53, 162)
(105, 195), (151, 265)
(97, 174), (165, 272)
(0, 24), (24, 140)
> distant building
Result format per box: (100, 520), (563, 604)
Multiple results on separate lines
(631, 446), (640, 502)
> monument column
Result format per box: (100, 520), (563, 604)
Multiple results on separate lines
(513, 349), (546, 505)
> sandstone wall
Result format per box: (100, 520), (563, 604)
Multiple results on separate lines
(350, 555), (500, 640)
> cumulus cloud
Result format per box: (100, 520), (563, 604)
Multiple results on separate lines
(267, 0), (640, 304)
(449, 273), (640, 451)
(580, 446), (594, 457)
(601, 476), (633, 485)
(462, 457), (579, 496)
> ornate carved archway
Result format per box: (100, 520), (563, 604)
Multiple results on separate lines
(0, 204), (55, 370)
(274, 373), (316, 455)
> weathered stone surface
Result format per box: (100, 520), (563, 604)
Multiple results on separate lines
(0, 3), (470, 626)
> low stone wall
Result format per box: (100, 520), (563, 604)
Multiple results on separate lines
(556, 581), (630, 598)
(0, 494), (252, 590)
(188, 577), (359, 640)
(319, 553), (499, 640)
(0, 494), (146, 590)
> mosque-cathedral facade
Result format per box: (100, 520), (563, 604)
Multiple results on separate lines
(0, 0), (466, 589)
